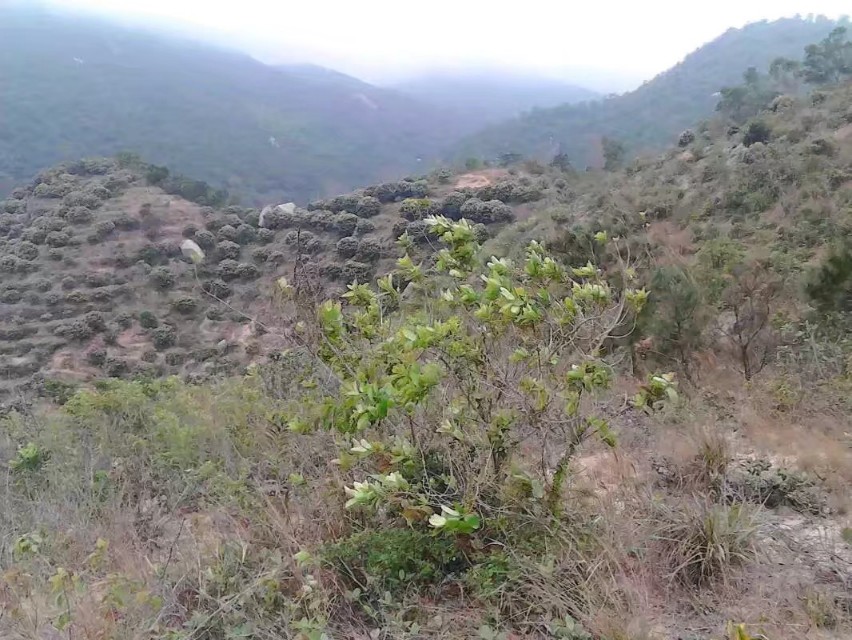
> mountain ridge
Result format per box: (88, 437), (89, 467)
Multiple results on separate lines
(0, 7), (468, 204)
(391, 71), (600, 125)
(452, 15), (849, 166)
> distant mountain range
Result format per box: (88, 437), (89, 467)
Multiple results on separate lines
(391, 72), (600, 125)
(452, 16), (848, 167)
(0, 8), (469, 203)
(0, 7), (847, 203)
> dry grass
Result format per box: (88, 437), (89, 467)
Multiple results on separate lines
(654, 498), (760, 588)
(2, 351), (851, 639)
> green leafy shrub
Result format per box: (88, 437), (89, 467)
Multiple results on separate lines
(114, 312), (134, 328)
(103, 356), (128, 377)
(64, 290), (90, 304)
(728, 460), (827, 514)
(216, 240), (241, 261)
(329, 212), (359, 236)
(53, 319), (93, 341)
(284, 229), (316, 247)
(203, 279), (232, 299)
(354, 218), (375, 236)
(743, 120), (772, 146)
(22, 227), (47, 244)
(44, 292), (62, 306)
(511, 182), (544, 202)
(138, 310), (159, 329)
(256, 228), (275, 244)
(251, 247), (271, 264)
(45, 231), (71, 247)
(87, 348), (107, 366)
(475, 180), (515, 202)
(217, 224), (238, 242)
(62, 190), (102, 209)
(194, 229), (216, 250)
(32, 278), (51, 292)
(94, 220), (116, 239)
(172, 297), (198, 314)
(459, 198), (514, 224)
(236, 223), (257, 244)
(322, 529), (463, 593)
(266, 251), (285, 265)
(164, 350), (186, 366)
(400, 198), (440, 221)
(149, 266), (175, 290)
(237, 263), (260, 280)
(336, 236), (359, 258)
(355, 238), (384, 262)
(355, 196), (381, 218)
(15, 241), (39, 260)
(65, 206), (93, 224)
(151, 325), (177, 350)
(217, 259), (240, 281)
(113, 213), (139, 231)
(806, 241), (852, 319)
(279, 217), (657, 585)
(84, 311), (106, 332)
(10, 442), (50, 474)
(364, 180), (428, 203)
(341, 260), (372, 283)
(0, 255), (21, 272)
(0, 288), (22, 303)
(440, 191), (470, 219)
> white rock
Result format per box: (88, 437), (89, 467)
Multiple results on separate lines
(180, 239), (205, 264)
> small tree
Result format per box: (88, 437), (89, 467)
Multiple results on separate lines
(768, 56), (802, 93)
(742, 120), (771, 147)
(550, 152), (573, 172)
(498, 152), (523, 167)
(717, 262), (781, 381)
(644, 266), (707, 380)
(277, 216), (660, 541)
(806, 240), (852, 327)
(601, 137), (625, 171)
(802, 27), (852, 85)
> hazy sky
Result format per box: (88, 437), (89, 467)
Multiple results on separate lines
(42, 0), (851, 91)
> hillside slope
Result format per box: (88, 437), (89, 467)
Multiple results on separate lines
(392, 71), (599, 124)
(0, 156), (548, 396)
(0, 36), (851, 640)
(453, 16), (847, 166)
(0, 7), (468, 204)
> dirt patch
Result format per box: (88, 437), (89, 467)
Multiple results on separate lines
(110, 187), (207, 245)
(47, 348), (100, 381)
(834, 123), (852, 141)
(453, 169), (511, 190)
(646, 219), (695, 262)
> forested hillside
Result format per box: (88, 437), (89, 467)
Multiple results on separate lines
(0, 7), (469, 204)
(454, 16), (847, 167)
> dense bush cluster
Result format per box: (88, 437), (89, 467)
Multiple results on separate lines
(399, 197), (440, 221)
(458, 197), (515, 223)
(362, 179), (429, 203)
